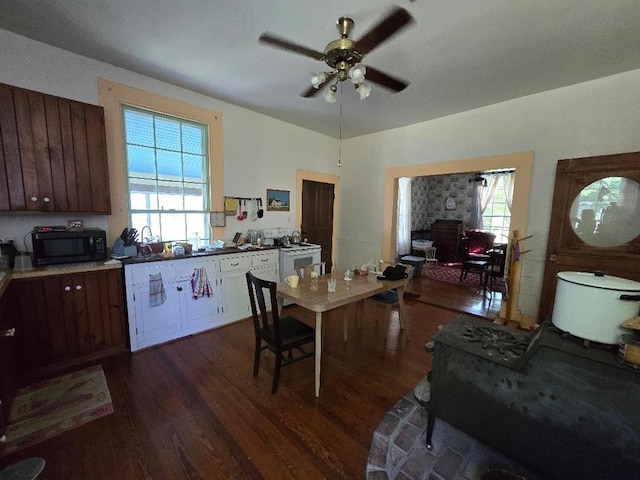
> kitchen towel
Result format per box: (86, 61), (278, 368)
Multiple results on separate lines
(191, 267), (212, 299)
(149, 273), (166, 306)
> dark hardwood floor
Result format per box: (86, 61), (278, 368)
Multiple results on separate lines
(0, 286), (493, 479)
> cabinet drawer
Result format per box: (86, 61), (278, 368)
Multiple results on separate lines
(128, 262), (176, 285)
(174, 257), (220, 280)
(251, 251), (277, 268)
(220, 255), (250, 272)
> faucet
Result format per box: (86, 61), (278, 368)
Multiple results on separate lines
(141, 226), (153, 243)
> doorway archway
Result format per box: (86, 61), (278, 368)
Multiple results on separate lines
(382, 152), (534, 325)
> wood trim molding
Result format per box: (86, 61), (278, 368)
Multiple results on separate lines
(97, 78), (224, 245)
(381, 151), (534, 323)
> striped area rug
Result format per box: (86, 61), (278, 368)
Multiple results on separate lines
(2, 365), (113, 456)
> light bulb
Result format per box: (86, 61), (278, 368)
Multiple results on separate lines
(310, 72), (327, 89)
(357, 81), (371, 100)
(324, 88), (336, 104)
(348, 63), (366, 84)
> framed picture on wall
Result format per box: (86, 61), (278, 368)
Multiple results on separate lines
(445, 196), (457, 210)
(266, 189), (290, 211)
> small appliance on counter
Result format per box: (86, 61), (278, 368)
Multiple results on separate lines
(31, 226), (108, 267)
(0, 242), (17, 269)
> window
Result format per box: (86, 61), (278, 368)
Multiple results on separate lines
(482, 174), (513, 244)
(123, 105), (209, 243)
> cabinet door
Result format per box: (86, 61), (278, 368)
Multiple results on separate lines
(132, 281), (181, 349)
(220, 270), (250, 321)
(0, 83), (110, 213)
(71, 270), (126, 352)
(180, 259), (223, 330)
(0, 283), (19, 437)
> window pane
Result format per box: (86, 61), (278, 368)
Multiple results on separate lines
(127, 145), (156, 177)
(182, 124), (204, 154)
(158, 181), (184, 210)
(155, 117), (181, 151)
(157, 150), (183, 180)
(184, 182), (205, 210)
(160, 212), (186, 242)
(183, 153), (203, 181)
(124, 110), (154, 147)
(129, 178), (158, 210)
(186, 213), (207, 244)
(131, 213), (160, 241)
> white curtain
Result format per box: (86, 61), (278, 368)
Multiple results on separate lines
(397, 177), (412, 257)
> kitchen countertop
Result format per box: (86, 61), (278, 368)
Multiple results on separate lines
(3, 245), (281, 283)
(120, 245), (280, 265)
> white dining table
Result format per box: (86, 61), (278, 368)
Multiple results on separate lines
(276, 272), (410, 397)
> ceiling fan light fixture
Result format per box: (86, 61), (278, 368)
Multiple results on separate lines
(310, 71), (327, 89)
(348, 63), (366, 84)
(324, 87), (337, 104)
(356, 81), (371, 100)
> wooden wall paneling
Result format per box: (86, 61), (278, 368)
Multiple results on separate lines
(58, 99), (79, 211)
(102, 269), (126, 346)
(82, 272), (105, 350)
(69, 102), (92, 211)
(0, 85), (25, 210)
(12, 89), (38, 210)
(44, 95), (70, 211)
(59, 276), (80, 359)
(85, 104), (111, 213)
(28, 91), (54, 210)
(43, 276), (69, 360)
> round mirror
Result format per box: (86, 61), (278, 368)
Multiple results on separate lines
(570, 176), (640, 247)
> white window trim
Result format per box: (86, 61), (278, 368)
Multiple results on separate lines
(98, 78), (223, 247)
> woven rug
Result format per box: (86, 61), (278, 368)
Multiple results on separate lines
(421, 264), (508, 294)
(421, 264), (484, 288)
(2, 365), (113, 456)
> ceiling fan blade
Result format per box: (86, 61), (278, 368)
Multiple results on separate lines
(259, 33), (325, 60)
(301, 72), (337, 97)
(353, 6), (415, 57)
(364, 66), (410, 92)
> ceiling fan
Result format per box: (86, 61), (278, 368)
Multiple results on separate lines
(259, 6), (415, 102)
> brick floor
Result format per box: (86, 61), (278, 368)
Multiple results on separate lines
(366, 392), (544, 480)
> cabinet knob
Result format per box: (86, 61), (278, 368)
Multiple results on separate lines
(75, 285), (82, 290)
(43, 197), (50, 203)
(549, 254), (557, 262)
(0, 327), (15, 337)
(30, 196), (38, 202)
(177, 286), (183, 292)
(64, 286), (71, 292)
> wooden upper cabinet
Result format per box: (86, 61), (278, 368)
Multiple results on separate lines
(0, 82), (111, 213)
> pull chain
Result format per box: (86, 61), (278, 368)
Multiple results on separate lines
(338, 84), (343, 167)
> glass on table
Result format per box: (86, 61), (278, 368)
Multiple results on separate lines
(327, 278), (337, 292)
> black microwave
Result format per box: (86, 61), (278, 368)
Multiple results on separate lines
(31, 228), (108, 267)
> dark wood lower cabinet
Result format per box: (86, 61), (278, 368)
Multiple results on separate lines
(14, 268), (127, 378)
(0, 282), (19, 440)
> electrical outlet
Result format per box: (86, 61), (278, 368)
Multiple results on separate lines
(3, 237), (16, 245)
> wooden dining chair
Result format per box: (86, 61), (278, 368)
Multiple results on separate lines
(296, 262), (326, 278)
(367, 263), (413, 339)
(246, 271), (315, 394)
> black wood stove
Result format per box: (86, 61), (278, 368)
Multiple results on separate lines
(425, 315), (640, 480)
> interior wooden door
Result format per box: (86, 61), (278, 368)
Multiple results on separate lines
(538, 151), (640, 322)
(301, 180), (335, 272)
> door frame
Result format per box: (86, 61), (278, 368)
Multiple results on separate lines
(296, 169), (340, 273)
(381, 151), (534, 325)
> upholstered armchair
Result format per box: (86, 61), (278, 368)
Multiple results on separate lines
(462, 230), (496, 261)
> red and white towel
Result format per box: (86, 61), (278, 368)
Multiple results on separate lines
(191, 267), (212, 299)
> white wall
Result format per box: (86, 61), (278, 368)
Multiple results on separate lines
(338, 69), (640, 317)
(0, 28), (338, 250)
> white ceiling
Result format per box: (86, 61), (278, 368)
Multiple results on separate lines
(1, 0), (640, 139)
